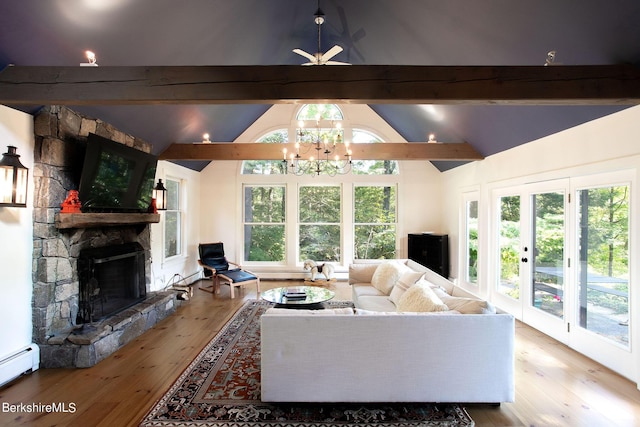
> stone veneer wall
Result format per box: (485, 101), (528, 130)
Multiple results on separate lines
(32, 106), (177, 368)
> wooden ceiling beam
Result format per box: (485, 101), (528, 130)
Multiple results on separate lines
(1, 65), (639, 105)
(158, 142), (484, 161)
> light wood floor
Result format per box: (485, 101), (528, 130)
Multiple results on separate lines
(0, 280), (638, 427)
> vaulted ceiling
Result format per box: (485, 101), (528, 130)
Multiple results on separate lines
(1, 0), (639, 171)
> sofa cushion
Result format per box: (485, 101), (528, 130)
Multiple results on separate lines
(431, 287), (496, 314)
(389, 270), (424, 305)
(356, 295), (397, 312)
(396, 280), (449, 312)
(371, 261), (406, 295)
(352, 283), (387, 299)
(348, 263), (380, 285)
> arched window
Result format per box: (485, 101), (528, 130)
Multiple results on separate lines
(241, 129), (288, 175)
(297, 104), (343, 120)
(241, 107), (400, 177)
(351, 129), (399, 175)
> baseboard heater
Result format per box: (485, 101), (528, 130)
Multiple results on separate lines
(0, 344), (40, 387)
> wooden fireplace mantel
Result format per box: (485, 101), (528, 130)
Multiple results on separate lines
(54, 212), (160, 229)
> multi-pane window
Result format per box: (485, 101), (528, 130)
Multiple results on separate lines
(298, 186), (341, 262)
(354, 185), (397, 259)
(240, 104), (401, 264)
(164, 178), (181, 258)
(243, 185), (286, 262)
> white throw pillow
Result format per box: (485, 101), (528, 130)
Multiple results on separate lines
(389, 270), (424, 305)
(371, 261), (406, 295)
(431, 287), (496, 314)
(396, 280), (448, 312)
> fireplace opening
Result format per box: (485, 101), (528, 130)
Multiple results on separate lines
(77, 242), (147, 324)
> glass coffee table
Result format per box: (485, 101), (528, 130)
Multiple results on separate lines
(261, 286), (335, 309)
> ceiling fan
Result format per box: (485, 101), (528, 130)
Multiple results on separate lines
(293, 2), (350, 66)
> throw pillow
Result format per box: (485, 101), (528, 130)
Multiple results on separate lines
(371, 261), (406, 295)
(389, 270), (424, 305)
(431, 287), (496, 314)
(396, 280), (449, 312)
(348, 263), (380, 284)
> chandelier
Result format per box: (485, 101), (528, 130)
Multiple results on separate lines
(282, 119), (352, 176)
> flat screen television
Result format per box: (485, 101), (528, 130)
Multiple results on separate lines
(78, 133), (158, 213)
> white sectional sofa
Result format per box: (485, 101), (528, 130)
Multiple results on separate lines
(260, 260), (515, 404)
(350, 259), (496, 313)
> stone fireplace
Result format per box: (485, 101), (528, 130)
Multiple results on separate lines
(32, 106), (177, 368)
(77, 242), (147, 324)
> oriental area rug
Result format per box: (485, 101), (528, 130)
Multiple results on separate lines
(140, 299), (475, 427)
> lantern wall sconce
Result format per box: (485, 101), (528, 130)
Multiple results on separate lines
(0, 146), (29, 208)
(153, 179), (167, 211)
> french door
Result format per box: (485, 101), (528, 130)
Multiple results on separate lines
(491, 173), (634, 379)
(492, 180), (569, 342)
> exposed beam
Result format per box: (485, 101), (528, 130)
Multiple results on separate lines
(1, 65), (639, 105)
(158, 142), (484, 161)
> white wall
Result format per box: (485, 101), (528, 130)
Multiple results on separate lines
(149, 160), (202, 291)
(0, 105), (35, 360)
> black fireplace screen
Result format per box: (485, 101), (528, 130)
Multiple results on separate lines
(77, 242), (147, 324)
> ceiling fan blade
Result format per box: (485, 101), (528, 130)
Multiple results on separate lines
(293, 48), (318, 63)
(321, 45), (343, 62)
(325, 61), (351, 66)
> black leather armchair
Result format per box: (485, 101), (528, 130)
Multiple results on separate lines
(198, 242), (260, 298)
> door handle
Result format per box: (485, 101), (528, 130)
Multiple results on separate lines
(521, 257), (528, 263)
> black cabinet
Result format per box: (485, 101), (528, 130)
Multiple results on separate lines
(408, 233), (449, 278)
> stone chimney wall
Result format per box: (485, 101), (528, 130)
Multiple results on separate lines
(31, 106), (174, 368)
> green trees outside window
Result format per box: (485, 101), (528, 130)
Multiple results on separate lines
(243, 185), (286, 262)
(354, 186), (397, 259)
(466, 200), (479, 283)
(577, 185), (629, 345)
(498, 195), (521, 299)
(299, 186), (341, 262)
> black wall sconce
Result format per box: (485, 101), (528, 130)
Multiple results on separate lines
(153, 179), (167, 211)
(0, 146), (29, 208)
